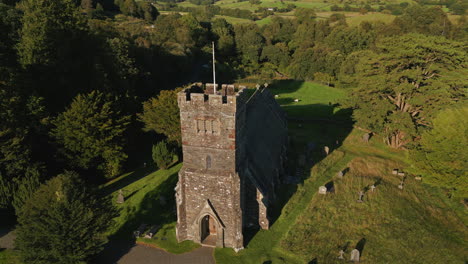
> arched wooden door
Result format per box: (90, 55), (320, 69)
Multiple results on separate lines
(201, 215), (217, 242)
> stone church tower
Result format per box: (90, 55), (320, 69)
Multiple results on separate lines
(175, 83), (287, 250)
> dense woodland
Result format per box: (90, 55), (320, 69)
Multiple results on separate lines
(0, 0), (466, 262)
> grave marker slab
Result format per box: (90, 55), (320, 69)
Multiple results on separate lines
(350, 249), (360, 262)
(318, 186), (327, 195)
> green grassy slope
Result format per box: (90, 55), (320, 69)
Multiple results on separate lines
(214, 80), (468, 263)
(104, 163), (200, 254)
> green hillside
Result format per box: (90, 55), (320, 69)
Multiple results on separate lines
(214, 80), (468, 263)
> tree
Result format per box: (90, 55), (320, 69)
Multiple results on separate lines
(341, 34), (467, 148)
(234, 23), (265, 70)
(17, 0), (86, 67)
(152, 140), (174, 169)
(139, 89), (181, 145)
(121, 0), (139, 17)
(51, 91), (130, 178)
(15, 171), (118, 264)
(139, 2), (159, 22)
(410, 106), (468, 198)
(313, 72), (334, 86)
(11, 165), (42, 214)
(212, 18), (236, 59)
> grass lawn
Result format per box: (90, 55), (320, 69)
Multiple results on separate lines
(103, 163), (200, 254)
(268, 80), (348, 119)
(0, 249), (21, 264)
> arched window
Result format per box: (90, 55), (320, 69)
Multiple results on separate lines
(206, 155), (211, 169)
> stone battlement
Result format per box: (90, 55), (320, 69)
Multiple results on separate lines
(178, 83), (249, 107)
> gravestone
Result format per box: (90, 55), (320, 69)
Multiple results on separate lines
(392, 169), (399, 175)
(370, 185), (376, 192)
(264, 83), (269, 88)
(398, 183), (404, 190)
(159, 195), (166, 205)
(256, 84), (260, 90)
(294, 98), (300, 102)
(350, 249), (360, 262)
(143, 162), (147, 168)
(116, 189), (124, 204)
(324, 146), (330, 156)
(298, 155), (306, 167)
(144, 225), (160, 238)
(357, 191), (364, 202)
(337, 171), (344, 178)
(398, 172), (405, 177)
(338, 249), (345, 260)
(275, 94), (279, 98)
(318, 186), (327, 195)
(415, 176), (422, 181)
(362, 133), (370, 143)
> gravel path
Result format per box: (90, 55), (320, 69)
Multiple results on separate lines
(0, 227), (15, 249)
(117, 245), (215, 264)
(93, 241), (215, 264)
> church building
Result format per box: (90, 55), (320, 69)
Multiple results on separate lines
(175, 83), (288, 251)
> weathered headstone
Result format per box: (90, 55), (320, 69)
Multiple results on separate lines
(350, 249), (360, 262)
(264, 83), (269, 88)
(159, 195), (166, 205)
(324, 146), (330, 156)
(337, 171), (344, 178)
(116, 189), (124, 204)
(370, 185), (376, 192)
(398, 172), (405, 177)
(415, 176), (422, 181)
(298, 155), (306, 167)
(392, 169), (399, 175)
(294, 98), (300, 102)
(398, 182), (404, 189)
(338, 249), (345, 259)
(256, 84), (260, 90)
(274, 94), (279, 98)
(362, 133), (370, 143)
(319, 186), (327, 195)
(357, 191), (364, 202)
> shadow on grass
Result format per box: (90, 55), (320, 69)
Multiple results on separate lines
(268, 95), (354, 231)
(100, 165), (157, 197)
(92, 171), (179, 263)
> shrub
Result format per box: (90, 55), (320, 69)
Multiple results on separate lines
(152, 140), (174, 169)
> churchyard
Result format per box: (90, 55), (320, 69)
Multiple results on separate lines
(87, 80), (467, 263)
(3, 80), (462, 263)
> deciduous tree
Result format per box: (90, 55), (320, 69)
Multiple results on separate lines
(139, 89), (181, 145)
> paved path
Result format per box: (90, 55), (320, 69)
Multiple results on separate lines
(93, 241), (215, 264)
(0, 226), (15, 249)
(117, 245), (215, 264)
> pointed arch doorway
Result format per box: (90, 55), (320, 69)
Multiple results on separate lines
(201, 215), (217, 246)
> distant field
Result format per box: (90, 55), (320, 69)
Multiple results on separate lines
(345, 12), (395, 25)
(215, 15), (254, 24)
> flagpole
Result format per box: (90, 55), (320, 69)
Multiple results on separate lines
(212, 41), (216, 94)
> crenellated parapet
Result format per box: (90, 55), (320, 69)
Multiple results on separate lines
(177, 83), (249, 111)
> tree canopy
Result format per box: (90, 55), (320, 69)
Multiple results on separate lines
(410, 106), (468, 198)
(15, 171), (118, 264)
(139, 89), (181, 145)
(51, 91), (130, 178)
